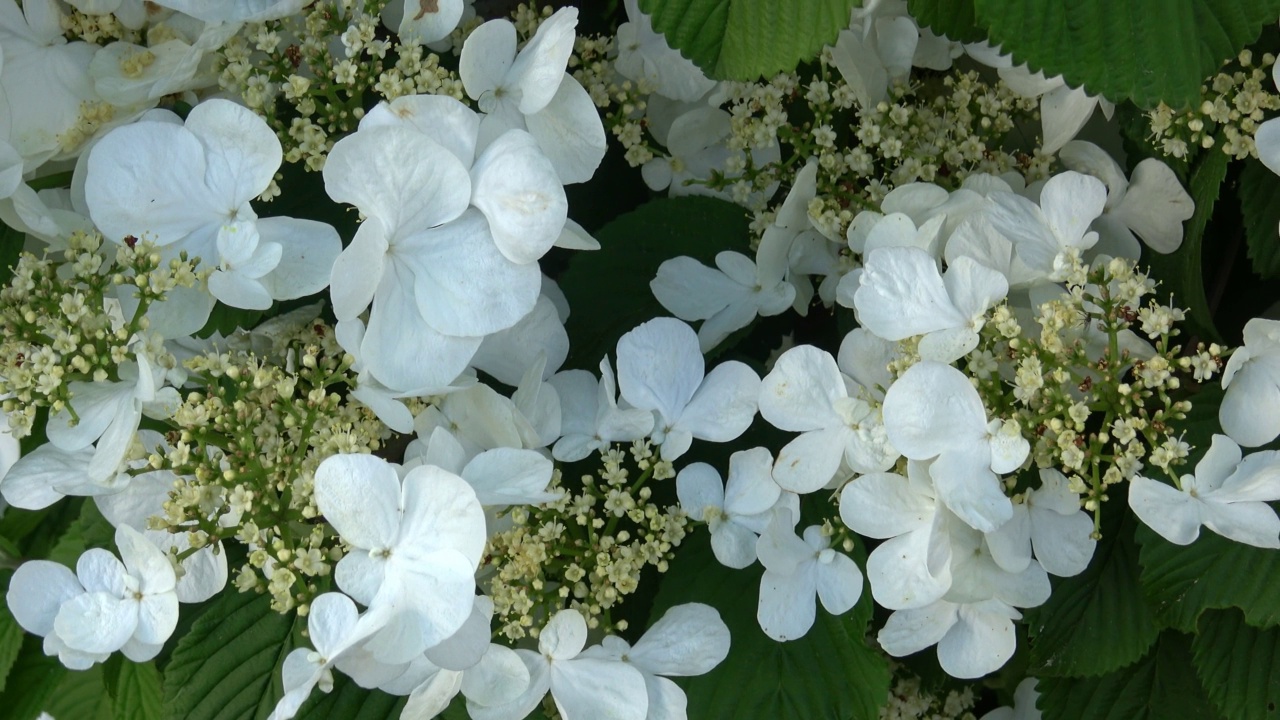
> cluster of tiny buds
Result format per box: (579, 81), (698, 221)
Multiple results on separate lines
(1147, 49), (1280, 160)
(878, 662), (979, 720)
(485, 441), (685, 641)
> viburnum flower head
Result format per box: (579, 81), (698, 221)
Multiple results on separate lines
(881, 361), (1028, 532)
(1129, 434), (1280, 548)
(83, 99), (341, 331)
(312, 454), (487, 663)
(616, 317), (760, 461)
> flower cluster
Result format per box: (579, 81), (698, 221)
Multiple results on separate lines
(1148, 49), (1280, 160)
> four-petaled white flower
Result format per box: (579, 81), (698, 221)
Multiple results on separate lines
(677, 447), (792, 569)
(1129, 434), (1280, 548)
(756, 508), (864, 642)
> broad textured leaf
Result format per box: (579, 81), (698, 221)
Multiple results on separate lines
(296, 673), (405, 719)
(907, 0), (987, 43)
(1137, 519), (1280, 632)
(971, 0), (1280, 108)
(559, 196), (750, 369)
(163, 590), (301, 720)
(1037, 632), (1220, 720)
(42, 662), (112, 720)
(115, 660), (164, 720)
(1142, 135), (1228, 342)
(1192, 610), (1280, 720)
(1024, 517), (1159, 677)
(1240, 158), (1280, 280)
(648, 533), (889, 720)
(0, 571), (24, 694)
(0, 634), (68, 720)
(638, 0), (860, 80)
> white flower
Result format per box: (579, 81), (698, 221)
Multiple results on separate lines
(881, 361), (1027, 532)
(1129, 434), (1280, 548)
(981, 677), (1042, 720)
(676, 448), (788, 568)
(585, 603), (730, 720)
(1058, 140), (1193, 255)
(84, 99), (341, 328)
(459, 8), (605, 183)
(877, 521), (1049, 678)
(313, 454), (486, 663)
(839, 461), (953, 610)
(852, 246), (1009, 363)
(468, 609), (648, 720)
(270, 592), (386, 720)
(756, 508), (864, 641)
(984, 469), (1096, 576)
(651, 250), (795, 352)
(982, 171), (1107, 282)
(616, 318), (759, 460)
(1219, 318), (1280, 447)
(6, 525), (179, 668)
(828, 4), (919, 109)
(758, 344), (898, 494)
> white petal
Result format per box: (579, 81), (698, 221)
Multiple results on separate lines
(675, 463), (723, 521)
(509, 8), (577, 115)
(931, 446), (1013, 533)
(772, 427), (848, 494)
(758, 345), (844, 432)
(335, 552), (387, 607)
(723, 447), (781, 517)
(650, 256), (741, 321)
(470, 129), (567, 264)
(314, 454), (402, 550)
(1040, 85), (1098, 155)
(7, 560), (84, 635)
(677, 361), (759, 442)
(540, 609), (587, 660)
(362, 94), (480, 167)
(1258, 117), (1280, 178)
(856, 246), (966, 341)
(54, 592), (136, 654)
(936, 601), (1020, 678)
(1200, 501), (1280, 549)
(462, 448), (556, 506)
(550, 656), (648, 720)
(257, 217), (342, 300)
(116, 524), (176, 595)
(459, 19), (515, 101)
(525, 75), (607, 184)
(1039, 171), (1107, 248)
(400, 464), (487, 565)
(710, 522), (760, 569)
(324, 125), (471, 236)
(397, 0), (464, 43)
(1, 444), (94, 510)
(815, 552), (863, 615)
(865, 523), (952, 610)
(400, 210), (542, 336)
(881, 361), (986, 459)
(1128, 476), (1202, 545)
(461, 644), (531, 707)
(1220, 358), (1280, 447)
(185, 99), (281, 204)
(839, 471), (932, 538)
(757, 567), (818, 641)
(628, 603), (730, 676)
(616, 318), (704, 424)
(877, 601), (958, 657)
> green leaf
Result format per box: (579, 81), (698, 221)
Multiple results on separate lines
(114, 660), (164, 720)
(163, 590), (301, 720)
(42, 663), (113, 720)
(0, 572), (26, 694)
(1024, 516), (1160, 677)
(1141, 135), (1229, 342)
(648, 533), (890, 720)
(1192, 610), (1280, 720)
(638, 0), (860, 81)
(970, 0), (1280, 108)
(0, 633), (69, 720)
(1137, 519), (1280, 633)
(558, 196), (751, 369)
(295, 673), (405, 719)
(1037, 631), (1220, 720)
(1240, 158), (1280, 280)
(906, 0), (987, 44)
